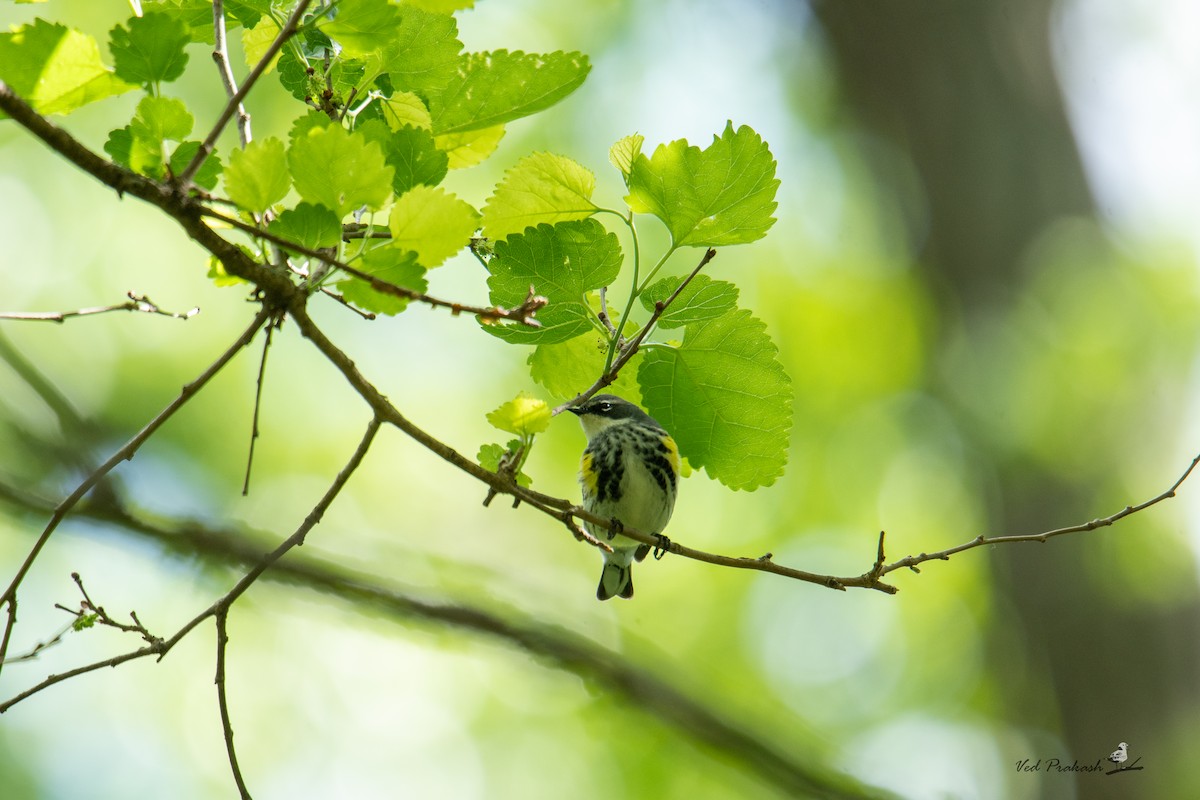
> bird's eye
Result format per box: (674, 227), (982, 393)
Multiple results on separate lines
(598, 401), (612, 413)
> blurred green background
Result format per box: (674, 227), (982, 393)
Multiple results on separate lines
(3, 1), (1200, 798)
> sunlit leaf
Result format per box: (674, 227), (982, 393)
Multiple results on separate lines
(638, 309), (792, 489)
(321, 0), (403, 57)
(0, 19), (135, 116)
(337, 245), (428, 315)
(627, 122), (779, 248)
(377, 6), (462, 95)
(608, 133), (642, 180)
(487, 391), (552, 436)
(268, 202), (342, 251)
(429, 50), (590, 135)
(435, 124), (505, 169)
(288, 124), (393, 217)
(529, 333), (642, 403)
(387, 185), (479, 266)
(481, 152), (597, 241)
(224, 137), (291, 214)
(640, 274), (739, 329)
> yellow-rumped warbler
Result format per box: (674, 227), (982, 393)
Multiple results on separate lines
(568, 394), (679, 600)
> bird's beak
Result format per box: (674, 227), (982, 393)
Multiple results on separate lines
(567, 405), (583, 416)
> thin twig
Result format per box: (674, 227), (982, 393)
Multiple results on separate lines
(876, 452), (1200, 578)
(177, 0), (313, 187)
(0, 418), (381, 714)
(0, 292), (199, 323)
(241, 321), (276, 496)
(596, 285), (617, 335)
(0, 309), (271, 631)
(554, 247), (717, 414)
(199, 206), (548, 325)
(1, 621), (72, 665)
(0, 599), (16, 669)
(211, 0), (253, 148)
(215, 611), (252, 799)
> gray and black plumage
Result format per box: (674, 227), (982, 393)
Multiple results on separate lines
(569, 395), (679, 600)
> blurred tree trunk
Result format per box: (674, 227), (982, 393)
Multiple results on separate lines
(812, 1), (1200, 796)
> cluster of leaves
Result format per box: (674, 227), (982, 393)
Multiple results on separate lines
(0, 0), (792, 492)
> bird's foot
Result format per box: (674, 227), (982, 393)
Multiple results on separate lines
(652, 535), (671, 560)
(607, 517), (623, 541)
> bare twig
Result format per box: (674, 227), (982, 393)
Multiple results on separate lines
(0, 291), (199, 323)
(177, 0), (313, 187)
(211, 0), (253, 148)
(0, 307), (271, 676)
(597, 285), (617, 335)
(0, 418), (380, 715)
(53, 572), (162, 646)
(241, 320), (277, 496)
(1, 621), (72, 665)
(215, 611), (252, 799)
(554, 247), (717, 414)
(875, 452), (1200, 579)
(198, 206), (549, 326)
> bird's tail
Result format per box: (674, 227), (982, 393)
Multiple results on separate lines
(597, 558), (634, 601)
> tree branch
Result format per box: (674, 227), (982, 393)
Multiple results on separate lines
(215, 610), (252, 800)
(553, 247), (717, 414)
(0, 291), (198, 323)
(0, 307), (271, 680)
(211, 0), (253, 149)
(177, 0), (313, 186)
(0, 485), (886, 800)
(198, 206), (549, 326)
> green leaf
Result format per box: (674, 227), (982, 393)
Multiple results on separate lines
(207, 253), (250, 287)
(529, 333), (642, 404)
(639, 274), (739, 329)
(224, 137), (291, 214)
(481, 152), (597, 241)
(378, 90), (433, 130)
(131, 95), (192, 142)
(72, 613), (98, 632)
(387, 185), (479, 266)
(109, 12), (191, 86)
(477, 441), (532, 487)
(627, 122), (779, 247)
(359, 120), (448, 195)
(108, 96), (194, 178)
(376, 7), (462, 95)
(288, 110), (336, 143)
(321, 0), (403, 57)
(141, 1), (217, 43)
(288, 124), (393, 217)
(337, 246), (427, 315)
(267, 202), (343, 251)
(435, 124), (505, 169)
(486, 391), (551, 436)
(404, 0), (475, 12)
(429, 50), (590, 135)
(609, 133), (642, 180)
(638, 309), (792, 490)
(242, 18), (283, 72)
(485, 219), (621, 344)
(169, 141), (222, 189)
(0, 19), (135, 116)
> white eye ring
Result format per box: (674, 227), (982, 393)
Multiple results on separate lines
(598, 401), (612, 412)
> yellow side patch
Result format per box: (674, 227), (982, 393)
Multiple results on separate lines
(580, 451), (599, 494)
(663, 434), (681, 475)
